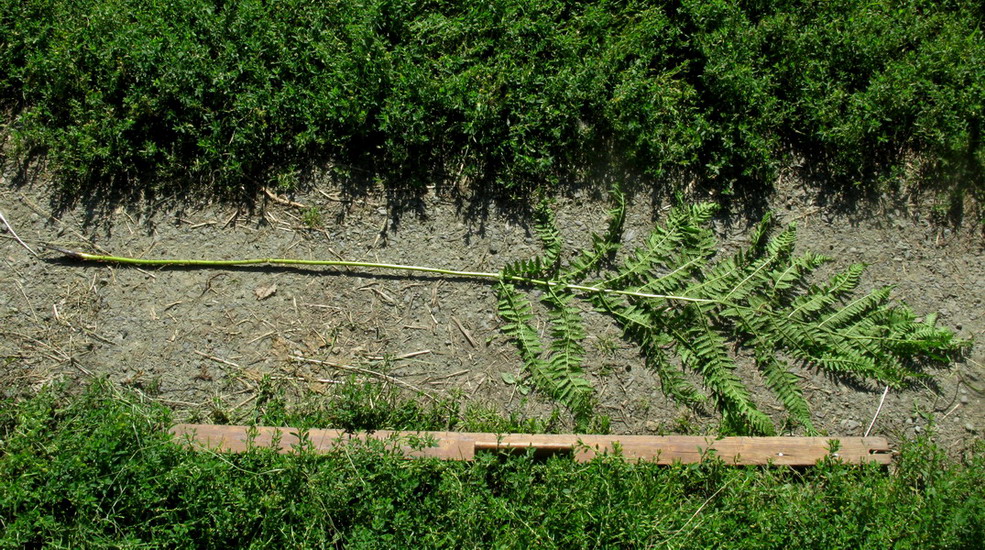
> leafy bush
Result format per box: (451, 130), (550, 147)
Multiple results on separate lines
(1, 0), (980, 200)
(1, 381), (982, 547)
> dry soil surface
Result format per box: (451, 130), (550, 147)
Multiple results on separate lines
(2, 173), (983, 454)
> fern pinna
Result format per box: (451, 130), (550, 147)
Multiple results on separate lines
(495, 188), (965, 435)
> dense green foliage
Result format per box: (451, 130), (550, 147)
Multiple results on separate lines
(496, 189), (965, 434)
(1, 0), (981, 199)
(1, 381), (982, 548)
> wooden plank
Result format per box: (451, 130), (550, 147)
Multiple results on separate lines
(169, 424), (893, 466)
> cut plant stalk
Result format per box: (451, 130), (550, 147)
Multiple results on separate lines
(47, 246), (715, 304)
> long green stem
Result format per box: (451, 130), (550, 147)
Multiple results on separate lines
(51, 247), (714, 304)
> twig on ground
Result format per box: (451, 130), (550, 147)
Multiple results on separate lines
(940, 403), (962, 421)
(193, 350), (243, 370)
(425, 369), (469, 384)
(0, 209), (39, 257)
(231, 394), (258, 413)
(13, 278), (41, 327)
(263, 187), (307, 209)
(367, 349), (432, 362)
(452, 316), (478, 348)
(70, 358), (93, 376)
(292, 354), (439, 401)
(315, 188), (346, 202)
(864, 385), (891, 437)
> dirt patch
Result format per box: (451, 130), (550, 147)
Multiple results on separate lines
(2, 172), (983, 452)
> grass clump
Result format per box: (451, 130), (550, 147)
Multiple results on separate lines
(1, 0), (981, 201)
(1, 380), (983, 548)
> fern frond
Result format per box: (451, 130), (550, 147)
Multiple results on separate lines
(501, 257), (546, 279)
(533, 200), (563, 271)
(672, 202), (719, 265)
(765, 223), (798, 260)
(495, 282), (543, 363)
(495, 193), (961, 436)
(768, 252), (829, 297)
(756, 347), (815, 434)
(783, 263), (866, 321)
(602, 185), (627, 247)
(748, 210), (775, 254)
(646, 343), (706, 407)
(563, 185), (626, 283)
(541, 293), (593, 417)
(591, 293), (662, 340)
(603, 225), (685, 290)
(595, 293), (705, 407)
(816, 286), (894, 330)
(497, 282), (594, 418)
(682, 223), (792, 304)
(813, 353), (880, 377)
(671, 309), (775, 435)
(605, 209), (719, 301)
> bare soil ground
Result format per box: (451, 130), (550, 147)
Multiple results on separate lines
(2, 169), (983, 453)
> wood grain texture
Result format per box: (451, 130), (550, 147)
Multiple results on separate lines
(170, 424), (893, 465)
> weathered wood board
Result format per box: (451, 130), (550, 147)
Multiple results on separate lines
(170, 424), (893, 466)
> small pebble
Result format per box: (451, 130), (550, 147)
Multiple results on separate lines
(965, 423), (977, 433)
(840, 419), (861, 431)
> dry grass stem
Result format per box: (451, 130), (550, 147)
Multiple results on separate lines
(292, 354), (438, 401)
(0, 208), (39, 257)
(864, 386), (891, 437)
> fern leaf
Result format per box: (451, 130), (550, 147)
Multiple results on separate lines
(683, 223), (793, 304)
(765, 223), (797, 259)
(594, 293), (705, 405)
(671, 309), (775, 435)
(603, 202), (713, 291)
(646, 344), (706, 407)
(816, 286), (893, 330)
(783, 263), (866, 321)
(769, 252), (829, 296)
(748, 211), (775, 254)
(533, 200), (563, 271)
(563, 185), (626, 283)
(542, 291), (593, 416)
(495, 282), (543, 363)
(604, 225), (685, 289)
(756, 347), (815, 434)
(501, 257), (545, 279)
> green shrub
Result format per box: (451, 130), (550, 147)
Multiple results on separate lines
(1, 381), (983, 547)
(1, 0), (981, 200)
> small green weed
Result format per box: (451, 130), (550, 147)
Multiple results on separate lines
(300, 206), (322, 229)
